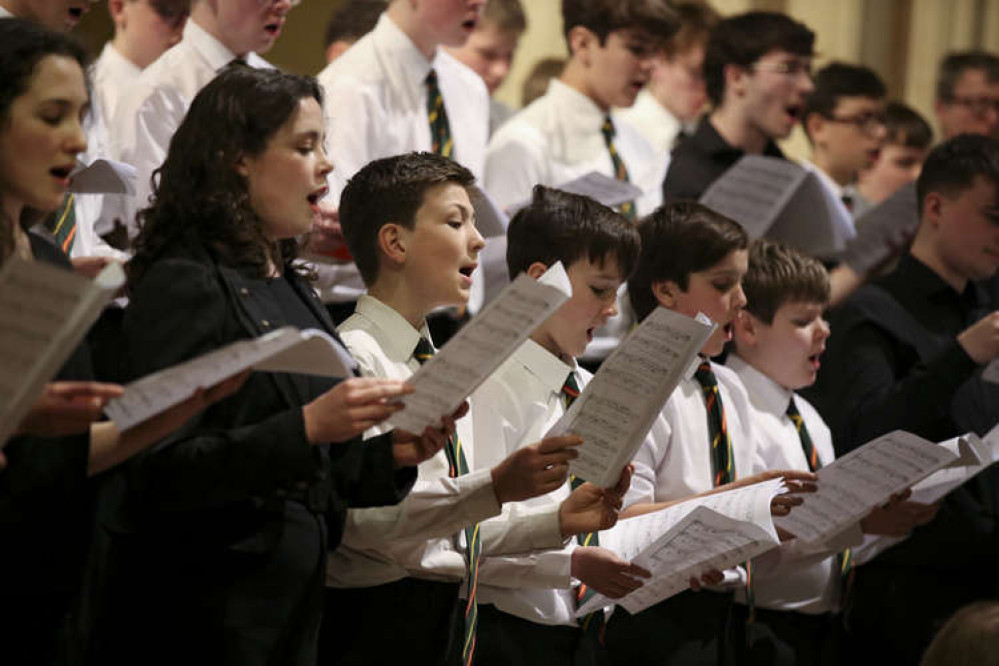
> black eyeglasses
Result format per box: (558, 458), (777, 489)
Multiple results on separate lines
(946, 95), (999, 115)
(823, 112), (887, 135)
(751, 59), (813, 79)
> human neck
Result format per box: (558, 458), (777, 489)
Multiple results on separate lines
(559, 61), (609, 112)
(710, 105), (769, 154)
(368, 277), (433, 331)
(911, 231), (968, 293)
(385, 3), (437, 61)
(191, 3), (246, 57)
(811, 151), (854, 188)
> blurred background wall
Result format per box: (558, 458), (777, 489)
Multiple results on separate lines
(75, 0), (999, 160)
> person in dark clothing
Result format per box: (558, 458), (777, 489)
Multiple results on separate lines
(662, 11), (813, 203)
(805, 133), (999, 665)
(92, 65), (450, 666)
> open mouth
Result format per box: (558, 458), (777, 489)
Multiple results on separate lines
(461, 17), (478, 31)
(67, 6), (84, 21)
(307, 187), (327, 213)
(723, 322), (734, 342)
(50, 165), (74, 187)
(458, 264), (477, 285)
(808, 353), (821, 369)
(264, 22), (282, 37)
(785, 105), (803, 122)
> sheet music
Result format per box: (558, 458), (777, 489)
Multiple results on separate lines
(982, 358), (999, 384)
(699, 155), (807, 239)
(768, 172), (856, 257)
(387, 262), (572, 434)
(547, 307), (714, 487)
(852, 434), (998, 565)
(105, 327), (357, 432)
(507, 171), (645, 215)
(70, 158), (137, 195)
(581, 479), (784, 615)
(0, 257), (125, 447)
(468, 185), (509, 238)
(773, 430), (958, 544)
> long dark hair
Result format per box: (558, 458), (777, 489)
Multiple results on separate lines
(0, 18), (89, 262)
(128, 64), (323, 285)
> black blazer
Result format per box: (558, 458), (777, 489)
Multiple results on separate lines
(108, 234), (415, 552)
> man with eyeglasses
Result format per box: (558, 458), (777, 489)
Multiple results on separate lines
(801, 63), (887, 224)
(662, 11), (815, 203)
(94, 0), (190, 128)
(936, 51), (999, 140)
(111, 0), (298, 241)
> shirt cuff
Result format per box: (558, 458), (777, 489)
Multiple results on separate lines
(456, 468), (503, 524)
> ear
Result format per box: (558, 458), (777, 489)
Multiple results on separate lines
(723, 63), (749, 99)
(652, 279), (679, 308)
(733, 309), (757, 346)
(233, 153), (250, 179)
(567, 25), (595, 64)
(377, 222), (408, 267)
(525, 261), (549, 279)
(804, 112), (825, 145)
(109, 0), (126, 23)
(922, 191), (945, 227)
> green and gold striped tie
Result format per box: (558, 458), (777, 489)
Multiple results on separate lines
(45, 193), (77, 255)
(413, 336), (479, 665)
(426, 69), (454, 159)
(600, 116), (636, 222)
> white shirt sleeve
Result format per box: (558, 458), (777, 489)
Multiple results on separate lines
(483, 127), (549, 211)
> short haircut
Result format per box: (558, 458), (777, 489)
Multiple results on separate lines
(936, 51), (999, 101)
(145, 0), (190, 25)
(324, 0), (386, 49)
(628, 201), (748, 322)
(522, 56), (565, 106)
(662, 1), (719, 59)
(921, 601), (999, 666)
(339, 152), (476, 286)
(916, 133), (999, 215)
(561, 0), (679, 48)
(505, 186), (640, 282)
(742, 239), (830, 324)
(482, 0), (526, 35)
(884, 100), (933, 149)
(704, 11), (815, 107)
(801, 62), (887, 140)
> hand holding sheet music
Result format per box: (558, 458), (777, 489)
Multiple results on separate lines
(387, 263), (573, 434)
(104, 327), (357, 432)
(547, 307), (714, 487)
(581, 479), (786, 615)
(0, 257), (124, 448)
(773, 430), (958, 544)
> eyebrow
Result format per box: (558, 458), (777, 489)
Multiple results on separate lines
(294, 130), (321, 142)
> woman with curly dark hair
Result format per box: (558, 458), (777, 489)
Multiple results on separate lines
(95, 65), (450, 666)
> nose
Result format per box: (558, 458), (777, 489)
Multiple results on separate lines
(817, 317), (831, 341)
(732, 283), (748, 311)
(469, 225), (486, 255)
(66, 117), (87, 157)
(317, 146), (333, 179)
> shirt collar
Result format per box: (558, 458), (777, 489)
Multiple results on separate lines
(512, 338), (575, 399)
(99, 42), (142, 80)
(696, 118), (785, 161)
(184, 19), (241, 72)
(629, 89), (682, 140)
(547, 78), (609, 132)
(353, 294), (431, 362)
(802, 159), (845, 198)
(727, 353), (794, 418)
(0, 6), (13, 18)
(372, 12), (435, 105)
(896, 253), (988, 310)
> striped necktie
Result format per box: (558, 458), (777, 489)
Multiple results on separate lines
(426, 69), (454, 158)
(600, 116), (636, 222)
(45, 193), (77, 255)
(413, 336), (479, 665)
(787, 396), (853, 606)
(561, 372), (604, 636)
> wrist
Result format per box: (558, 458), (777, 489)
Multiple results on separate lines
(558, 501), (573, 539)
(302, 404), (319, 445)
(490, 465), (510, 504)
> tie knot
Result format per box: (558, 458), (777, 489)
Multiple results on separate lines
(413, 336), (435, 364)
(786, 397), (802, 420)
(561, 371), (580, 407)
(426, 69), (439, 86)
(601, 116), (615, 139)
(693, 361), (717, 389)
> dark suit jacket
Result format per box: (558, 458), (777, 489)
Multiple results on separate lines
(95, 234), (414, 664)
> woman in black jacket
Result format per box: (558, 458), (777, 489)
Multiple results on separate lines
(95, 65), (447, 666)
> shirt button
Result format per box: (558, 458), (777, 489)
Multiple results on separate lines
(239, 287), (250, 297)
(261, 319), (271, 328)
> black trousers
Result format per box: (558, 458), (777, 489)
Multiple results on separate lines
(730, 605), (842, 666)
(473, 604), (582, 666)
(319, 577), (463, 666)
(604, 590), (736, 666)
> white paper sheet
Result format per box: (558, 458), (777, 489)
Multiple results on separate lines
(386, 262), (573, 434)
(773, 430), (958, 544)
(852, 434), (998, 565)
(547, 307), (714, 487)
(468, 185), (509, 239)
(582, 478), (785, 615)
(0, 257), (125, 447)
(104, 327), (357, 431)
(70, 158), (137, 195)
(699, 155), (855, 257)
(507, 171), (645, 215)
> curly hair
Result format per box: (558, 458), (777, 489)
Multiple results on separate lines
(127, 64), (323, 286)
(0, 18), (89, 263)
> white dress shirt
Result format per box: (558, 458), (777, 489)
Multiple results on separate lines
(471, 338), (585, 627)
(314, 12), (490, 304)
(616, 88), (684, 165)
(483, 79), (665, 361)
(329, 294), (501, 589)
(626, 359), (768, 507)
(93, 42), (142, 133)
(111, 20), (270, 237)
(726, 354), (860, 614)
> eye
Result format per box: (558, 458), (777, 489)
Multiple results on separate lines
(590, 285), (614, 299)
(447, 220), (463, 229)
(712, 280), (736, 293)
(628, 43), (649, 58)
